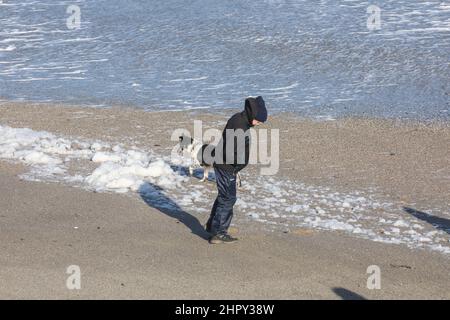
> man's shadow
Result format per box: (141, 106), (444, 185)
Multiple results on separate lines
(403, 207), (450, 235)
(138, 182), (210, 240)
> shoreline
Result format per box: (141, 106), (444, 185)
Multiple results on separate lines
(2, 99), (450, 127)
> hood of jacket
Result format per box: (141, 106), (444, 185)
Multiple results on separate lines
(244, 96), (267, 126)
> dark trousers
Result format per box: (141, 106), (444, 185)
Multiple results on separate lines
(206, 166), (237, 236)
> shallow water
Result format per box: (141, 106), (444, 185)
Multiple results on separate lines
(0, 0), (449, 119)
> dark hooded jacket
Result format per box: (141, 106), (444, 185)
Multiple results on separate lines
(213, 96), (267, 174)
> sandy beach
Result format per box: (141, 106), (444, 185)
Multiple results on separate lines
(0, 101), (449, 299)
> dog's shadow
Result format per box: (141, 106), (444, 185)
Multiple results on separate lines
(138, 182), (210, 240)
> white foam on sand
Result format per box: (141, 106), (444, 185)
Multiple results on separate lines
(0, 124), (449, 256)
(0, 125), (186, 192)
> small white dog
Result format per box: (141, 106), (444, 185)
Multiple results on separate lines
(178, 135), (242, 187)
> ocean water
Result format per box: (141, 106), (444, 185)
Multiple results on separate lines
(0, 0), (449, 119)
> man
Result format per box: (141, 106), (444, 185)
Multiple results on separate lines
(206, 96), (268, 244)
